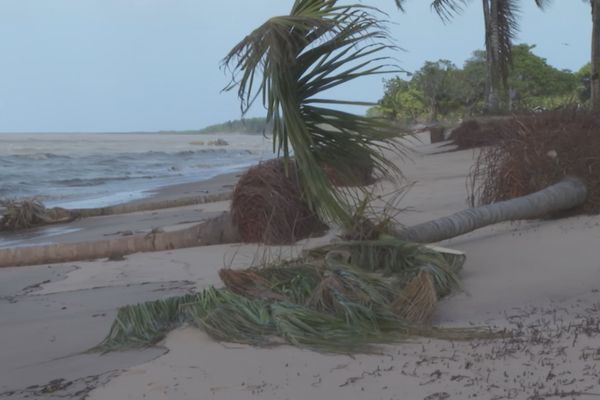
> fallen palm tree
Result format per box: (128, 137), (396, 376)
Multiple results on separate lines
(0, 192), (232, 232)
(0, 213), (240, 268)
(469, 109), (600, 213)
(394, 177), (587, 243)
(96, 238), (493, 353)
(0, 177), (587, 268)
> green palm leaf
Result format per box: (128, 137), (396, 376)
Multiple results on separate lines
(223, 0), (405, 224)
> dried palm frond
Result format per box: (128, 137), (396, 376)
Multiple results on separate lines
(469, 109), (600, 214)
(96, 237), (494, 353)
(392, 270), (438, 324)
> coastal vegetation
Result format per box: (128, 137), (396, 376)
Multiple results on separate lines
(394, 0), (551, 113)
(198, 117), (270, 134)
(375, 44), (587, 123)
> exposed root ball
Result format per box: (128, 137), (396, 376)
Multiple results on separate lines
(469, 109), (600, 214)
(231, 159), (327, 244)
(450, 117), (511, 149)
(321, 156), (375, 187)
(0, 199), (76, 231)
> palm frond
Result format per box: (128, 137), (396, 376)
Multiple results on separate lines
(223, 0), (405, 224)
(96, 238), (495, 353)
(489, 0), (520, 89)
(393, 0), (407, 11)
(431, 0), (468, 21)
(534, 0), (552, 9)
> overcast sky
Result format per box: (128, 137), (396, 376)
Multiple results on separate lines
(0, 0), (591, 132)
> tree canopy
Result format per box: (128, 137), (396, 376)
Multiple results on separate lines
(376, 44), (584, 123)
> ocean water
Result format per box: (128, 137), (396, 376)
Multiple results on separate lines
(0, 132), (272, 209)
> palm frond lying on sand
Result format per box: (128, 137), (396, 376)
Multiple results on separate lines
(97, 238), (496, 353)
(0, 199), (77, 231)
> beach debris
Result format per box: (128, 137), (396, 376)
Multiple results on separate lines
(96, 237), (496, 353)
(207, 139), (229, 146)
(231, 159), (328, 244)
(449, 117), (509, 149)
(321, 152), (376, 187)
(0, 199), (77, 231)
(469, 108), (600, 214)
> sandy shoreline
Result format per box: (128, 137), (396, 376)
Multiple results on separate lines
(2, 137), (600, 399)
(0, 170), (242, 249)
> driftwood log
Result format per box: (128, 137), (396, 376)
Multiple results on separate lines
(0, 212), (239, 268)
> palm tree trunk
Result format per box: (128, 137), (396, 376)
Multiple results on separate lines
(592, 0), (600, 112)
(0, 212), (240, 268)
(482, 1), (498, 113)
(393, 178), (587, 243)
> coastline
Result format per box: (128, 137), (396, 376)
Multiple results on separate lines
(0, 169), (245, 249)
(124, 170), (241, 207)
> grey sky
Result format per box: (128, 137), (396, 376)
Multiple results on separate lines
(0, 1), (591, 132)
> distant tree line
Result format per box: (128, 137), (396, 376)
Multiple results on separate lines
(372, 44), (591, 124)
(198, 117), (270, 134)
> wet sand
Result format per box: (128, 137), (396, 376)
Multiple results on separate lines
(0, 170), (242, 248)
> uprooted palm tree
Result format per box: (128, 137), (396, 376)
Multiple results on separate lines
(222, 0), (406, 225)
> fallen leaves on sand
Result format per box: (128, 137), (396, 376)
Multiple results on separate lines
(96, 237), (496, 353)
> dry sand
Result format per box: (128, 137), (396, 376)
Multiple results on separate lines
(2, 136), (600, 399)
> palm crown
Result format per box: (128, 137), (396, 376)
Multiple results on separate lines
(224, 0), (405, 223)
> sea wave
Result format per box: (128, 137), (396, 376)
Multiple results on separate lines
(0, 132), (271, 208)
(50, 174), (174, 187)
(9, 153), (73, 160)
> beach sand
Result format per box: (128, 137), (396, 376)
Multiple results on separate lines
(2, 137), (600, 399)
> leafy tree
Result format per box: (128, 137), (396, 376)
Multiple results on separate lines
(199, 117), (270, 134)
(508, 44), (578, 110)
(377, 45), (585, 122)
(412, 60), (460, 121)
(576, 62), (592, 103)
(379, 77), (427, 122)
(393, 0), (550, 113)
(453, 51), (487, 116)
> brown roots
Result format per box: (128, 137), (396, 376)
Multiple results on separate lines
(231, 159), (328, 245)
(450, 117), (512, 149)
(469, 108), (600, 214)
(0, 199), (77, 231)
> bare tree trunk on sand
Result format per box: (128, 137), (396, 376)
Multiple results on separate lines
(0, 212), (240, 268)
(393, 178), (587, 244)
